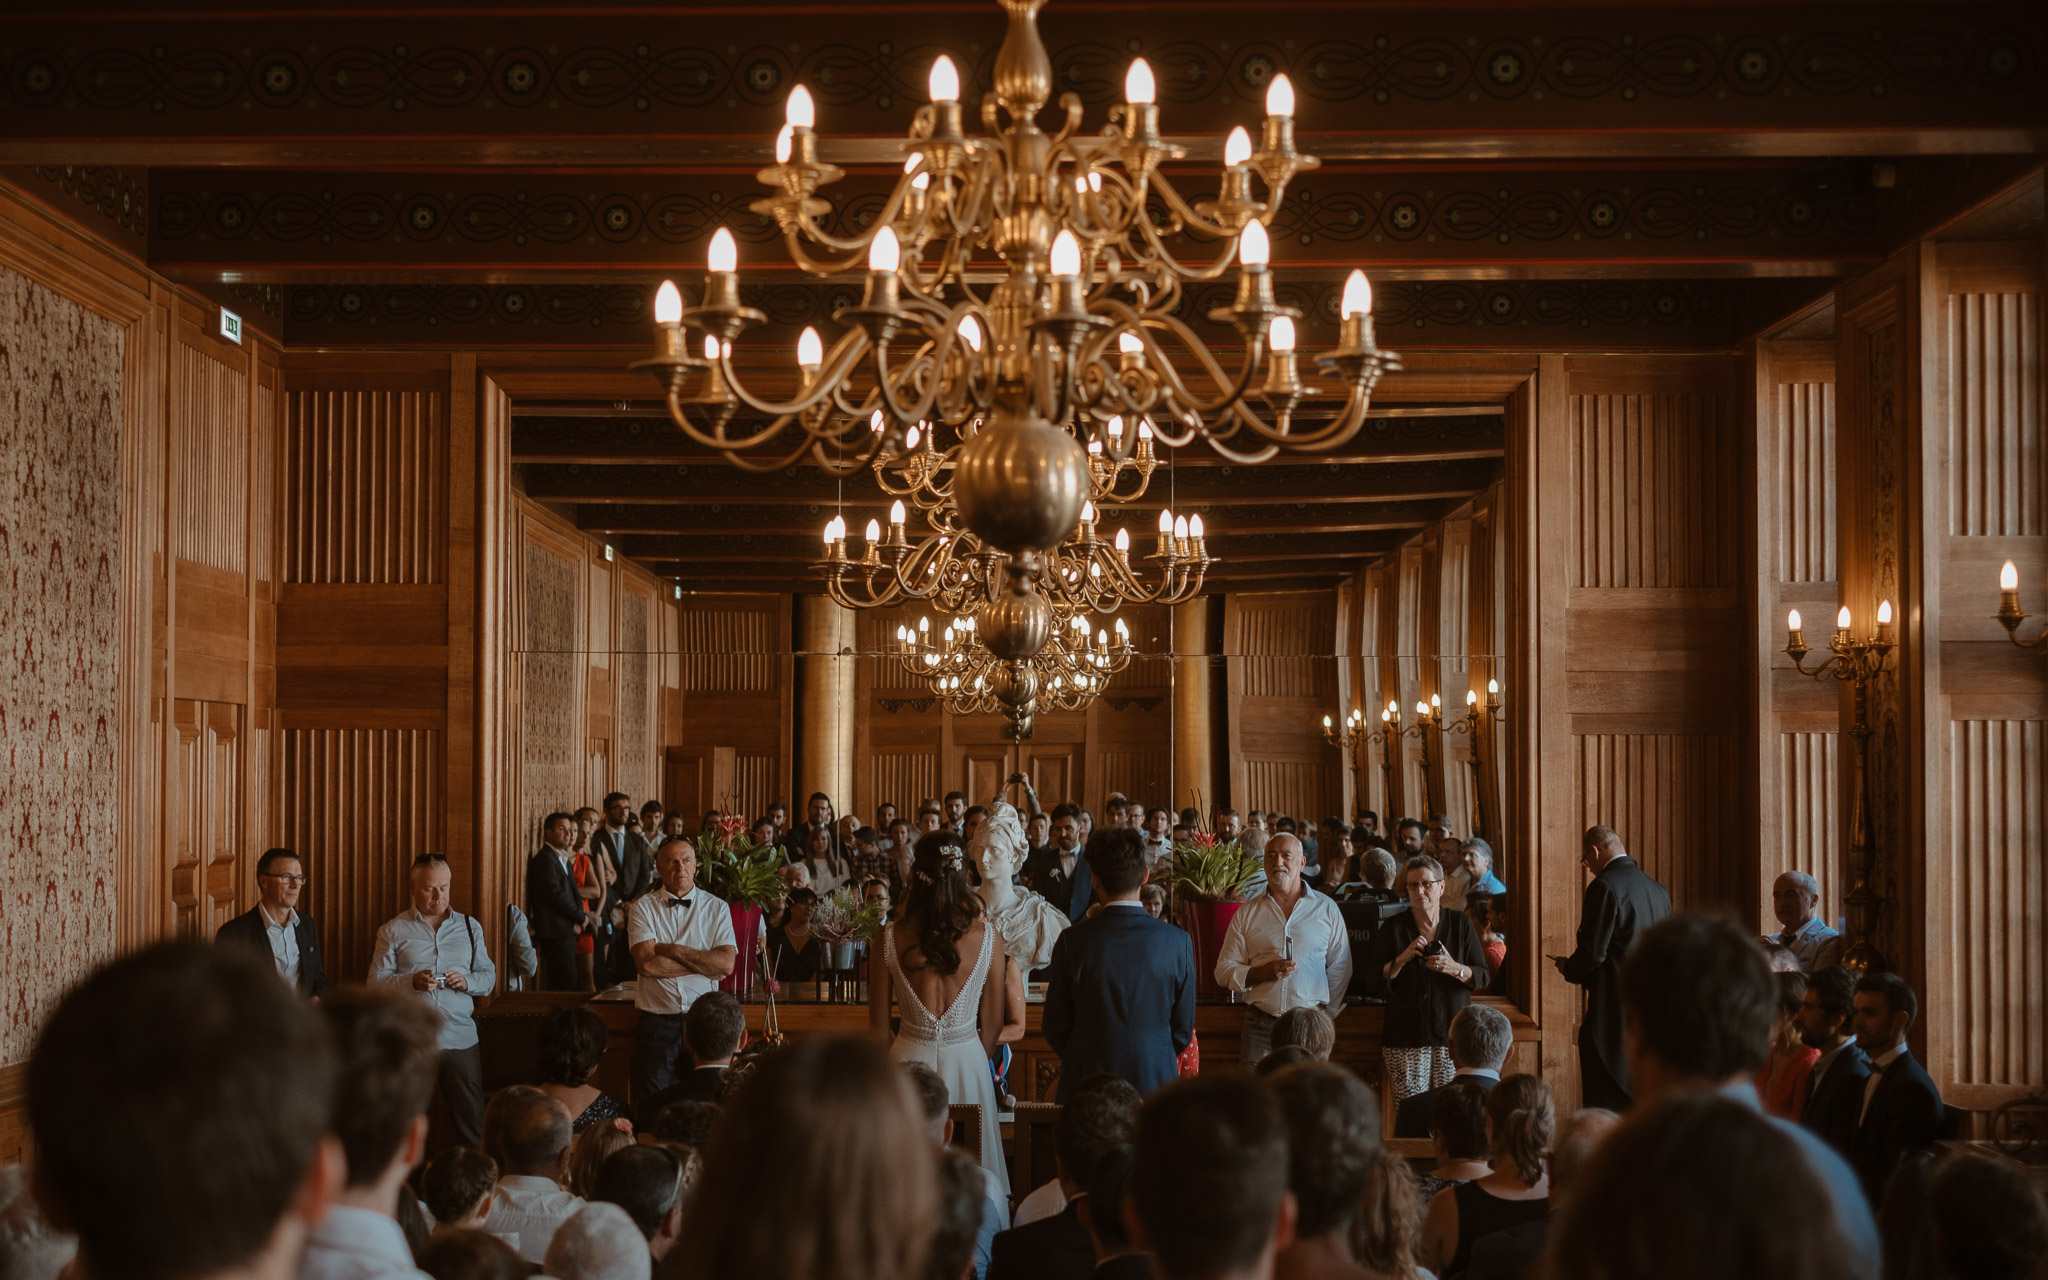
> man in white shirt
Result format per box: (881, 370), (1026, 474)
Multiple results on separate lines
(627, 838), (738, 1104)
(1139, 807), (1174, 867)
(1764, 871), (1843, 971)
(368, 854), (497, 1147)
(487, 1090), (585, 1264)
(1215, 834), (1352, 1064)
(301, 992), (439, 1280)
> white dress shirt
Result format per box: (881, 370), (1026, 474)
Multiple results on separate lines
(299, 1204), (430, 1280)
(627, 886), (737, 1016)
(262, 906), (302, 991)
(1013, 1177), (1066, 1227)
(368, 910), (497, 1051)
(488, 1176), (586, 1264)
(1861, 1040), (1909, 1123)
(1214, 885), (1353, 1017)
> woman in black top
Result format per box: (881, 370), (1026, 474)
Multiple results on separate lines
(1366, 854), (1489, 1106)
(765, 886), (823, 983)
(1420, 1073), (1553, 1277)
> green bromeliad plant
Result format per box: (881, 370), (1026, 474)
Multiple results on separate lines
(1155, 833), (1261, 903)
(694, 815), (786, 911)
(811, 886), (886, 945)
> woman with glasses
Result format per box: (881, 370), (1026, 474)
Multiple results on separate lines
(1366, 855), (1490, 1105)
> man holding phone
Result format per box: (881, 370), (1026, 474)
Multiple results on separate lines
(369, 852), (497, 1146)
(1214, 834), (1353, 1064)
(1548, 825), (1671, 1109)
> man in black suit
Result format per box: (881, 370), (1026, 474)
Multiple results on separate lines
(633, 990), (747, 1129)
(526, 811), (588, 991)
(1850, 970), (1944, 1202)
(988, 1077), (1141, 1280)
(1394, 1003), (1510, 1137)
(1550, 825), (1671, 1109)
(1043, 828), (1193, 1100)
(216, 847), (328, 999)
(1022, 805), (1093, 923)
(1797, 964), (1871, 1158)
(593, 790), (655, 981)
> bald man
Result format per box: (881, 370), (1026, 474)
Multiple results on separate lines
(1549, 826), (1670, 1110)
(1766, 871), (1843, 972)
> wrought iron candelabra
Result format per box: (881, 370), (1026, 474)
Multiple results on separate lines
(1785, 603), (1896, 972)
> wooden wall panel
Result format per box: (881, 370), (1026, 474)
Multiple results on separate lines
(1571, 388), (1737, 590)
(1775, 729), (1842, 918)
(286, 388), (445, 585)
(283, 727), (443, 981)
(1574, 732), (1738, 911)
(1778, 380), (1837, 583)
(518, 531), (581, 848)
(173, 340), (248, 574)
(678, 603), (777, 692)
(1942, 718), (2045, 1092)
(169, 699), (242, 939)
(618, 586), (655, 806)
(1944, 288), (2041, 537)
(1227, 590), (1341, 822)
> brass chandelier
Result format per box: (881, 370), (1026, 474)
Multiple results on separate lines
(895, 610), (1136, 739)
(633, 0), (1401, 670)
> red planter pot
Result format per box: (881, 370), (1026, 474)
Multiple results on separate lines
(720, 903), (765, 994)
(1180, 899), (1245, 999)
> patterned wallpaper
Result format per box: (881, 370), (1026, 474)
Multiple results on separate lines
(519, 540), (578, 853)
(0, 265), (122, 1064)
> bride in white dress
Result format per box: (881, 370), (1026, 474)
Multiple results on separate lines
(869, 830), (1012, 1209)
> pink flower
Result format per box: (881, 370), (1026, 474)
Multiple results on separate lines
(612, 1117), (634, 1135)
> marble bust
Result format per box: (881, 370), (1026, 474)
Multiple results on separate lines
(971, 799), (1068, 973)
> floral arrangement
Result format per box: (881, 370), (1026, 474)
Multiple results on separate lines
(695, 814), (787, 910)
(1154, 833), (1261, 903)
(810, 885), (887, 945)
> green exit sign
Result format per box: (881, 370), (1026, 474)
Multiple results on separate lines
(219, 307), (243, 345)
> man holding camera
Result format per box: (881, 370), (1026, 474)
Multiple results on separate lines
(369, 852), (497, 1146)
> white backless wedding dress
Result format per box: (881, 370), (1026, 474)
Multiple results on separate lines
(884, 920), (1012, 1207)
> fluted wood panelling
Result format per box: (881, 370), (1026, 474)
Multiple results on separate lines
(1574, 732), (1737, 910)
(618, 590), (653, 804)
(1242, 759), (1339, 827)
(1775, 730), (1842, 918)
(734, 753), (779, 824)
(1944, 290), (2042, 537)
(1571, 392), (1735, 589)
(284, 727), (443, 981)
(1777, 380), (1838, 582)
(174, 344), (248, 574)
(286, 389), (445, 584)
(872, 751), (939, 818)
(1099, 749), (1170, 809)
(519, 541), (579, 850)
(1945, 719), (2046, 1089)
(678, 605), (776, 691)
(1236, 594), (1339, 699)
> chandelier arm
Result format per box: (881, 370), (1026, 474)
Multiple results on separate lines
(868, 339), (949, 429)
(1146, 173), (1244, 243)
(661, 386), (811, 454)
(1127, 215), (1244, 283)
(1127, 311), (1267, 418)
(711, 336), (873, 420)
(1210, 381), (1377, 452)
(785, 176), (924, 259)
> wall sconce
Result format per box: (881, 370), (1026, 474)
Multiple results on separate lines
(1996, 561), (2048, 651)
(1439, 680), (1504, 841)
(1785, 603), (1895, 972)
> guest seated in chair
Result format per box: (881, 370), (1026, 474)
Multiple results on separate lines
(535, 1005), (631, 1133)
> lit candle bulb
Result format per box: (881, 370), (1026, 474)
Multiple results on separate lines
(1158, 508), (1174, 533)
(1269, 315), (1296, 351)
(1189, 514), (1205, 540)
(1081, 500), (1096, 524)
(1430, 693), (1441, 709)
(707, 228), (736, 273)
(701, 334), (720, 360)
(1050, 229), (1082, 278)
(1107, 415), (1124, 445)
(1387, 700), (1398, 715)
(1266, 73), (1295, 118)
(1876, 600), (1894, 643)
(1837, 606), (1852, 631)
(796, 326), (823, 371)
(1342, 269), (1373, 318)
(1381, 707), (1392, 722)
(864, 518), (881, 543)
(1119, 330), (1144, 356)
(1788, 608), (1802, 632)
(956, 314), (982, 352)
(1173, 515), (1189, 540)
(890, 500), (907, 527)
(1125, 58), (1155, 104)
(1416, 700), (1428, 716)
(2002, 561), (2020, 591)
(1324, 714), (1333, 728)
(904, 424), (921, 449)
(785, 85), (814, 128)
(775, 124), (793, 164)
(928, 55), (959, 103)
(1488, 679), (1499, 696)
(653, 280), (682, 325)
(1224, 125), (1253, 168)
(1115, 618), (1129, 637)
(918, 615), (930, 632)
(1467, 689), (1478, 706)
(1115, 527), (1131, 553)
(863, 227), (903, 311)
(869, 226), (900, 273)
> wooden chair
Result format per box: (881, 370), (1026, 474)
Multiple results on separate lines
(948, 1102), (984, 1163)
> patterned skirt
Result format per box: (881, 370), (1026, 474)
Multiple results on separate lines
(1382, 1045), (1456, 1102)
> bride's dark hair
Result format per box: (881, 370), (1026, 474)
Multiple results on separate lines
(900, 830), (982, 976)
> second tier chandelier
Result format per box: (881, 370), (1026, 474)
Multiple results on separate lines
(633, 0), (1401, 662)
(895, 610), (1136, 739)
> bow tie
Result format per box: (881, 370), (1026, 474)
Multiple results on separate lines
(666, 895), (692, 910)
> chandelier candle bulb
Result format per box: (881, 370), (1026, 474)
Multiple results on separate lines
(701, 228), (742, 312)
(862, 227), (904, 311)
(796, 326), (824, 375)
(653, 280), (683, 326)
(650, 281), (688, 359)
(775, 124), (794, 164)
(785, 85), (815, 127)
(1876, 599), (1894, 645)
(1837, 606), (1852, 634)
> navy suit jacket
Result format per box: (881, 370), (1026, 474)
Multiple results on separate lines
(1800, 1041), (1872, 1160)
(525, 848), (585, 943)
(987, 1201), (1095, 1280)
(216, 906), (328, 999)
(1852, 1050), (1944, 1202)
(1021, 847), (1094, 922)
(1042, 904), (1195, 1101)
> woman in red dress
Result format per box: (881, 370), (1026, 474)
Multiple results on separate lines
(1755, 970), (1821, 1120)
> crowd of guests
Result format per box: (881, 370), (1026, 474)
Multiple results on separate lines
(11, 787), (2027, 1280)
(8, 898), (2044, 1280)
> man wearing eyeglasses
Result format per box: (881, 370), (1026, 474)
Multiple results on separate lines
(217, 846), (329, 999)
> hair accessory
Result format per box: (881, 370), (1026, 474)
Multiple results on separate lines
(940, 844), (964, 870)
(612, 1117), (634, 1135)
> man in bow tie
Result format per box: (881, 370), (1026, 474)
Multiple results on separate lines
(1763, 871), (1842, 972)
(627, 839), (738, 1106)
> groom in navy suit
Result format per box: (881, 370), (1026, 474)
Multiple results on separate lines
(1021, 805), (1094, 922)
(1042, 827), (1195, 1101)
